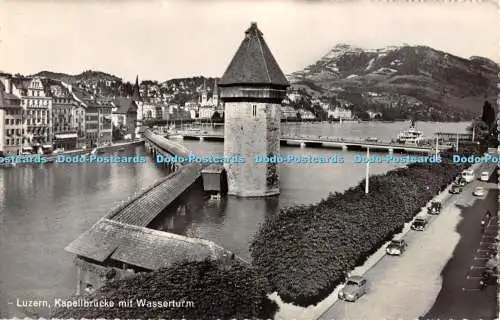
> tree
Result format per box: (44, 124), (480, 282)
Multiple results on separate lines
(469, 100), (498, 149)
(358, 111), (371, 121)
(112, 124), (124, 141)
(122, 82), (133, 97)
(481, 101), (496, 129)
(211, 111), (223, 123)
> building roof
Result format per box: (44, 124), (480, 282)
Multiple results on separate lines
(113, 97), (138, 114)
(65, 218), (229, 269)
(11, 77), (31, 90)
(219, 22), (289, 87)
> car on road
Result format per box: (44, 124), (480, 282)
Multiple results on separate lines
(480, 171), (490, 182)
(386, 239), (407, 256)
(461, 169), (475, 183)
(427, 201), (442, 215)
(411, 216), (428, 231)
(454, 178), (467, 187)
(338, 276), (367, 302)
(473, 186), (486, 197)
(449, 184), (464, 194)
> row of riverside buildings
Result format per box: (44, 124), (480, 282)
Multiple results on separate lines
(0, 73), (138, 155)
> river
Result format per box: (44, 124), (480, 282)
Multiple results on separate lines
(0, 121), (469, 317)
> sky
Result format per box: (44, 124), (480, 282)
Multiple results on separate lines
(0, 0), (498, 82)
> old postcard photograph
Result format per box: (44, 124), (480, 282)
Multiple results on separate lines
(0, 0), (499, 319)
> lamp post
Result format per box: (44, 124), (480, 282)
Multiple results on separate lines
(365, 147), (370, 194)
(455, 133), (459, 152)
(435, 135), (439, 157)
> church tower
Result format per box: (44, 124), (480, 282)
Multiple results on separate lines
(219, 22), (289, 197)
(201, 79), (208, 106)
(212, 79), (219, 107)
(132, 75), (140, 101)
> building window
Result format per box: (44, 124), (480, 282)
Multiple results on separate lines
(252, 105), (257, 117)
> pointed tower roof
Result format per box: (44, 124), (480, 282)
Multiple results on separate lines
(219, 22), (289, 87)
(213, 79), (218, 95)
(132, 75), (140, 100)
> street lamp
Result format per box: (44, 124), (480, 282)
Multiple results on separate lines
(365, 147), (370, 194)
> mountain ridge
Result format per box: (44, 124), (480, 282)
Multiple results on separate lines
(287, 44), (498, 120)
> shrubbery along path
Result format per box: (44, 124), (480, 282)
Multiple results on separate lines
(250, 149), (473, 306)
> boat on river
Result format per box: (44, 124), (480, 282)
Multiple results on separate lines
(397, 120), (424, 144)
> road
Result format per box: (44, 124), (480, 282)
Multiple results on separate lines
(318, 164), (498, 320)
(423, 168), (499, 320)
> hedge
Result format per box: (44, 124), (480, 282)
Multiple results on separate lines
(51, 259), (278, 320)
(250, 147), (477, 306)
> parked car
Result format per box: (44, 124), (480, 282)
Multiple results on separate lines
(449, 185), (464, 194)
(480, 171), (490, 182)
(461, 169), (475, 183)
(386, 239), (407, 256)
(411, 217), (428, 231)
(338, 276), (368, 302)
(473, 186), (486, 197)
(427, 201), (442, 215)
(455, 178), (467, 187)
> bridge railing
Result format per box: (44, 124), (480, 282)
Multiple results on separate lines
(173, 131), (452, 149)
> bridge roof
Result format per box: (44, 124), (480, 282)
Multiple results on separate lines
(219, 22), (289, 87)
(106, 162), (203, 226)
(65, 219), (229, 269)
(143, 129), (190, 157)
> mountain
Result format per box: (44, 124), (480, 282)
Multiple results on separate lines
(33, 70), (121, 83)
(288, 44), (499, 120)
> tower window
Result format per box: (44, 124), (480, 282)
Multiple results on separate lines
(252, 105), (257, 117)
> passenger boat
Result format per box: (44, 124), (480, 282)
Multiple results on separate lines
(397, 121), (424, 144)
(166, 130), (184, 140)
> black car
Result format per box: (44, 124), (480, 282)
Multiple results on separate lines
(386, 239), (407, 256)
(449, 185), (463, 194)
(427, 201), (442, 215)
(480, 269), (498, 289)
(411, 217), (428, 231)
(455, 178), (467, 187)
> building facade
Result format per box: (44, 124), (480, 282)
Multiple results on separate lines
(112, 97), (138, 139)
(15, 77), (53, 150)
(0, 80), (23, 155)
(219, 22), (289, 197)
(328, 106), (353, 120)
(51, 84), (80, 149)
(85, 100), (113, 147)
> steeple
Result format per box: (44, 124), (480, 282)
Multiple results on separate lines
(219, 22), (289, 87)
(201, 78), (208, 106)
(212, 79), (219, 106)
(213, 79), (218, 95)
(132, 75), (140, 101)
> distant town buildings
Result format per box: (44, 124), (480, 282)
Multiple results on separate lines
(0, 65), (355, 155)
(328, 106), (353, 120)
